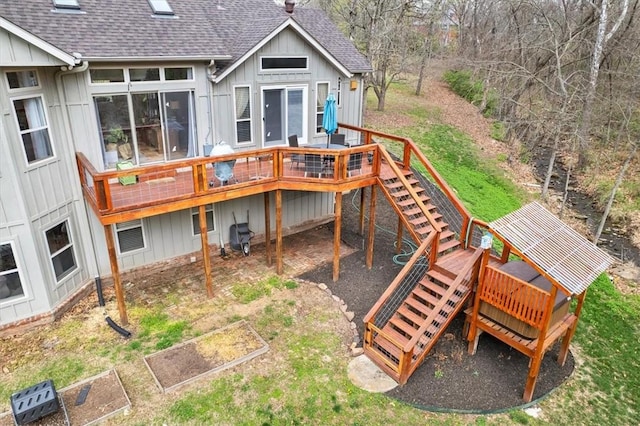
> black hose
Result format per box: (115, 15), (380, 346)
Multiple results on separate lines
(105, 316), (132, 338)
(94, 276), (132, 338)
(95, 276), (105, 307)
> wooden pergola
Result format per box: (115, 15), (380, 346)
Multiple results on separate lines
(466, 202), (614, 401)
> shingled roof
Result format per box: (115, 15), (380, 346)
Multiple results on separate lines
(489, 202), (614, 295)
(0, 0), (371, 74)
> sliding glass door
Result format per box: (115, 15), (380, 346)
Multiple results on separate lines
(262, 86), (306, 147)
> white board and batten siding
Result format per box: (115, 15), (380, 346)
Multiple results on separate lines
(1, 66), (93, 325)
(0, 28), (69, 67)
(212, 27), (364, 148)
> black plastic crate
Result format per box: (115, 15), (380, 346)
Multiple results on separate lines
(10, 380), (59, 425)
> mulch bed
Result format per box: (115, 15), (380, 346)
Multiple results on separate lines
(299, 187), (575, 412)
(144, 320), (268, 392)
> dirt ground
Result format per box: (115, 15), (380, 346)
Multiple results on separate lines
(300, 187), (575, 411)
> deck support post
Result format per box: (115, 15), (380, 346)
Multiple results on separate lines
(104, 224), (128, 325)
(199, 205), (213, 298)
(275, 190), (283, 274)
(466, 247), (491, 354)
(333, 191), (342, 282)
(264, 192), (271, 266)
(559, 291), (585, 365)
(365, 185), (377, 269)
(358, 186), (366, 235)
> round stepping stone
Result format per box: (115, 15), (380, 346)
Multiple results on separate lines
(347, 355), (398, 392)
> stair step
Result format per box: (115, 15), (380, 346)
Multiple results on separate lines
(397, 195), (430, 207)
(412, 286), (441, 307)
(397, 306), (426, 326)
(385, 178), (419, 190)
(426, 270), (455, 287)
(431, 264), (458, 280)
(404, 297), (431, 316)
(389, 317), (418, 338)
(372, 334), (402, 362)
(419, 277), (447, 296)
(438, 238), (461, 253)
(390, 187), (426, 199)
(402, 204), (437, 217)
(382, 323), (411, 346)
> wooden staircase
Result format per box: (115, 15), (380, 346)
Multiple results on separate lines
(379, 167), (461, 256)
(363, 154), (483, 384)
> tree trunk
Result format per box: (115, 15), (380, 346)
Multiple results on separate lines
(541, 135), (559, 200)
(593, 144), (637, 244)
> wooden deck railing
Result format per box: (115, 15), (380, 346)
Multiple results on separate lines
(479, 266), (550, 329)
(76, 142), (378, 223)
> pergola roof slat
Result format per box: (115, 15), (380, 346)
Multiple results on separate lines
(490, 202), (614, 295)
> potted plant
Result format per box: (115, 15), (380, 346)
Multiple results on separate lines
(105, 126), (128, 149)
(105, 127), (132, 161)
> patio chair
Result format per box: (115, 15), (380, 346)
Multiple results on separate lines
(304, 153), (325, 177)
(347, 151), (363, 176)
(330, 133), (346, 146)
(288, 135), (305, 169)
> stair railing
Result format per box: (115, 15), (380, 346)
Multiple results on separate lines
(376, 146), (442, 255)
(398, 247), (485, 383)
(363, 233), (438, 373)
(338, 123), (472, 245)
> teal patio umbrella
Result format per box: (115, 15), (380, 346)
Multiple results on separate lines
(322, 93), (337, 148)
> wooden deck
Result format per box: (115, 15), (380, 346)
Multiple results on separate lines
(78, 144), (379, 224)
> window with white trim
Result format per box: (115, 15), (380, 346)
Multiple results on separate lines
(115, 220), (146, 253)
(316, 82), (329, 134)
(12, 95), (54, 164)
(234, 85), (252, 144)
(337, 77), (342, 107)
(45, 220), (77, 282)
(260, 57), (308, 71)
(192, 205), (215, 235)
(0, 242), (25, 303)
(6, 70), (39, 89)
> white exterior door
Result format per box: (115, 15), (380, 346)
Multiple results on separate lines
(261, 86), (307, 147)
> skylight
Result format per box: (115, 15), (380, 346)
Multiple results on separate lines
(52, 0), (80, 9)
(148, 0), (174, 15)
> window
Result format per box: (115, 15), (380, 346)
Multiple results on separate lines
(0, 243), (25, 303)
(234, 86), (252, 143)
(337, 77), (342, 107)
(94, 90), (197, 168)
(261, 57), (308, 71)
(52, 0), (80, 10)
(12, 96), (54, 164)
(6, 70), (38, 89)
(148, 0), (174, 15)
(90, 69), (125, 83)
(316, 82), (329, 134)
(45, 220), (77, 282)
(116, 220), (145, 253)
(129, 68), (160, 82)
(192, 205), (215, 235)
(164, 68), (193, 80)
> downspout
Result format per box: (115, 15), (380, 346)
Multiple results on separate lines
(55, 59), (131, 338)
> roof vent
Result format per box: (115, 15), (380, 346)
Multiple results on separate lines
(285, 0), (295, 14)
